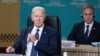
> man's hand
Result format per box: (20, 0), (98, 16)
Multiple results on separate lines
(28, 33), (37, 43)
(6, 46), (15, 53)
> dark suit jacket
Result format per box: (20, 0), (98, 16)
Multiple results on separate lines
(67, 21), (100, 44)
(13, 25), (58, 56)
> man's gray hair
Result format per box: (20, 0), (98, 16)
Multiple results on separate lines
(32, 6), (45, 13)
(82, 4), (94, 13)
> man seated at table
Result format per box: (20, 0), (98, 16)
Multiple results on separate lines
(67, 4), (100, 44)
(6, 6), (58, 56)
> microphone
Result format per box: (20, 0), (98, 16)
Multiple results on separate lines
(91, 42), (100, 56)
(97, 42), (100, 56)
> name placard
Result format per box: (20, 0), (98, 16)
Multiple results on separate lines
(61, 40), (75, 48)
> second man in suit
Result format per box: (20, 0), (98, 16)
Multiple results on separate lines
(67, 4), (100, 44)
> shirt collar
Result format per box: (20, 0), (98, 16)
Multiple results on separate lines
(34, 24), (44, 31)
(85, 21), (94, 27)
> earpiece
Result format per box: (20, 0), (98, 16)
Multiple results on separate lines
(81, 14), (95, 18)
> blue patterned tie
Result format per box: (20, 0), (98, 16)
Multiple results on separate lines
(84, 25), (89, 42)
(30, 29), (39, 56)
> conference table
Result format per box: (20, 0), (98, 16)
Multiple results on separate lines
(62, 45), (100, 56)
(0, 53), (23, 56)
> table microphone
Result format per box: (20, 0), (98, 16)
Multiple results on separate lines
(91, 42), (100, 56)
(97, 42), (100, 56)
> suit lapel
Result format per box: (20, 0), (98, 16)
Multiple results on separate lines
(23, 26), (34, 52)
(79, 22), (85, 40)
(88, 22), (96, 39)
(25, 26), (34, 42)
(39, 25), (47, 41)
(81, 23), (84, 36)
(27, 26), (34, 33)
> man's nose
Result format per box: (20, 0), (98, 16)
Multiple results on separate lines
(87, 15), (90, 18)
(37, 17), (41, 20)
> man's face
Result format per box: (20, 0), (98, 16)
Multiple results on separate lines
(31, 9), (45, 28)
(82, 8), (94, 24)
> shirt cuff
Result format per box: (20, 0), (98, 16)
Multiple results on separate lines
(34, 40), (38, 46)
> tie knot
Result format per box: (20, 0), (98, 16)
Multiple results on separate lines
(36, 29), (39, 32)
(86, 25), (89, 28)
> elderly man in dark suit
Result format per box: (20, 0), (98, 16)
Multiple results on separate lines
(67, 4), (100, 44)
(6, 6), (58, 56)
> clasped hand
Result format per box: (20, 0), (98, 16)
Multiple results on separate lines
(28, 33), (37, 43)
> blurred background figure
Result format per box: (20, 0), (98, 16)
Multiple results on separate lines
(67, 4), (100, 44)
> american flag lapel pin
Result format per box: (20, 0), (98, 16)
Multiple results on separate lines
(44, 32), (46, 34)
(93, 27), (95, 30)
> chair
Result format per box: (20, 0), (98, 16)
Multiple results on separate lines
(27, 16), (61, 55)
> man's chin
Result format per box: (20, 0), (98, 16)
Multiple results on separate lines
(36, 24), (42, 27)
(86, 21), (92, 24)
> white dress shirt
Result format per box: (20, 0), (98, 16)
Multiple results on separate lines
(25, 24), (44, 56)
(84, 21), (94, 37)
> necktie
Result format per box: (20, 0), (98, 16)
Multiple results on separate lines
(35, 29), (39, 39)
(30, 29), (39, 56)
(84, 25), (89, 42)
